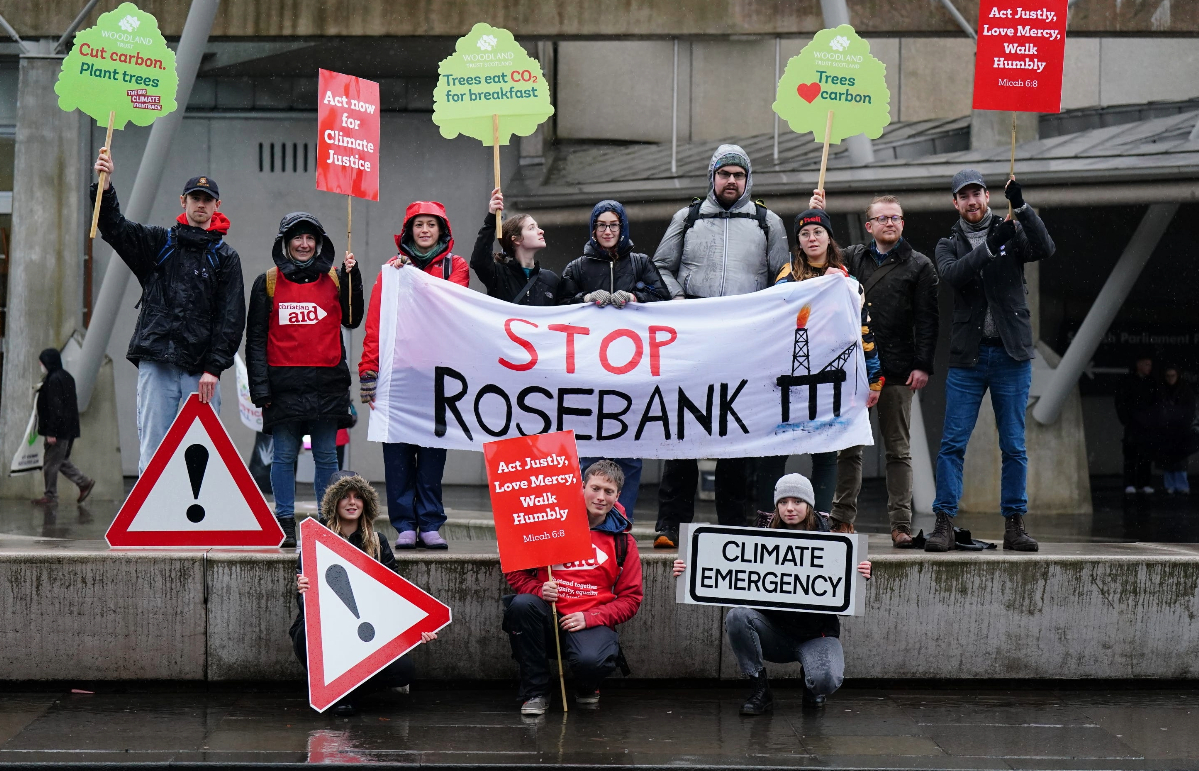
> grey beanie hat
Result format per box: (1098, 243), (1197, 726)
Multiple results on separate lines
(774, 473), (815, 509)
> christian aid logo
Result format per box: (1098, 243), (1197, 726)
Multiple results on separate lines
(278, 302), (328, 325)
(557, 544), (609, 572)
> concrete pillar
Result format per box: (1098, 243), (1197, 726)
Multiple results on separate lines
(0, 45), (88, 498)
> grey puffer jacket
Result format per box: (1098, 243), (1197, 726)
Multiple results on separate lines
(652, 144), (790, 299)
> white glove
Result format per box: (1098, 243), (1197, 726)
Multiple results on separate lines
(610, 290), (636, 308)
(584, 290), (612, 307)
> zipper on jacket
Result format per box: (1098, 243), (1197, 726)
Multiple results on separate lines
(720, 218), (728, 296)
(610, 260), (615, 294)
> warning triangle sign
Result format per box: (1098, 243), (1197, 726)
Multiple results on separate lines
(106, 394), (285, 548)
(300, 517), (452, 712)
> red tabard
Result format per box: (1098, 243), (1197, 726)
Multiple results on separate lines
(267, 272), (342, 367)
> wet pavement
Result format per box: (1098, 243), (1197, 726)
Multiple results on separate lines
(2, 475), (1195, 546)
(0, 684), (1196, 768)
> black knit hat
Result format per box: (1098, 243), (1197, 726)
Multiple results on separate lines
(794, 209), (834, 240)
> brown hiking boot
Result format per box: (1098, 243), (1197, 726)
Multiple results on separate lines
(891, 526), (914, 549)
(924, 511), (954, 552)
(1003, 513), (1039, 552)
(830, 520), (855, 534)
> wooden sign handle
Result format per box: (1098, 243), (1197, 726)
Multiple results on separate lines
(346, 195), (353, 321)
(1007, 111), (1017, 218)
(547, 564), (568, 713)
(89, 110), (115, 239)
(492, 114), (503, 236)
(817, 110), (835, 194)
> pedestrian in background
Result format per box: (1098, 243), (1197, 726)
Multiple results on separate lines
(31, 348), (95, 506)
(1158, 366), (1194, 496)
(1116, 353), (1160, 497)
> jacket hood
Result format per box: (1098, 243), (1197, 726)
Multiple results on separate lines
(591, 501), (632, 534)
(586, 199), (633, 258)
(271, 212), (335, 280)
(38, 348), (62, 372)
(319, 473), (381, 524)
(175, 210), (231, 236)
(395, 201), (454, 268)
(707, 143), (753, 210)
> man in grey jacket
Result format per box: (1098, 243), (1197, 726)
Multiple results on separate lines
(650, 144), (790, 549)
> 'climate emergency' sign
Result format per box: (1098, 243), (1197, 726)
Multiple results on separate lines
(676, 524), (866, 615)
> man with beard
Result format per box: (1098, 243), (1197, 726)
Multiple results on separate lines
(650, 144), (790, 548)
(926, 170), (1054, 553)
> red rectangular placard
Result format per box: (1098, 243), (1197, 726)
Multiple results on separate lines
(316, 69), (380, 201)
(971, 0), (1068, 114)
(484, 431), (595, 573)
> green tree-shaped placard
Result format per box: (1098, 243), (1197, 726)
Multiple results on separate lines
(773, 25), (890, 145)
(55, 2), (178, 130)
(432, 23), (554, 146)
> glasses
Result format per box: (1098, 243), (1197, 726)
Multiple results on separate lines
(595, 222), (621, 231)
(870, 215), (903, 224)
(715, 170), (747, 182)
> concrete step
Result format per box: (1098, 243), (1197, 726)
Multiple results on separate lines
(2, 538), (1198, 682)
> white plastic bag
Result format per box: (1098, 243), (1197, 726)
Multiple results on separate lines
(9, 403), (42, 475)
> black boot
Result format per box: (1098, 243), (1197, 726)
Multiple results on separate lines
(1003, 513), (1039, 552)
(924, 511), (954, 552)
(802, 685), (826, 709)
(740, 671), (773, 715)
(278, 516), (296, 549)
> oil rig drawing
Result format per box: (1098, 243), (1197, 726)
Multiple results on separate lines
(777, 305), (855, 422)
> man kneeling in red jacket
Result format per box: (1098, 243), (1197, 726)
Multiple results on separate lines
(503, 459), (643, 716)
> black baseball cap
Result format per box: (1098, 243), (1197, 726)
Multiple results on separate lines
(182, 175), (219, 199)
(951, 169), (987, 195)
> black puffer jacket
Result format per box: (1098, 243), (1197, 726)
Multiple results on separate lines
(246, 213), (363, 433)
(469, 213), (561, 306)
(93, 184), (245, 376)
(843, 239), (939, 382)
(35, 348), (81, 440)
(560, 244), (670, 305)
(935, 204), (1054, 367)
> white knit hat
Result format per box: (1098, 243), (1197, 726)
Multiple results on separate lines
(773, 473), (815, 509)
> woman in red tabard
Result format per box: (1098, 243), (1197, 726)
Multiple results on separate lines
(246, 213), (362, 547)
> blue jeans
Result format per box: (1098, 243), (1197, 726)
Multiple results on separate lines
(1164, 470), (1190, 493)
(136, 361), (222, 475)
(271, 419), (338, 520)
(382, 443), (447, 533)
(579, 457), (642, 521)
(934, 346), (1033, 518)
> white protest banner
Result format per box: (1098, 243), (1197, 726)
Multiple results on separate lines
(368, 266), (873, 458)
(675, 523), (867, 616)
(234, 353), (263, 432)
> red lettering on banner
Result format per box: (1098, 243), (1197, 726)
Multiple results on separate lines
(498, 318), (539, 371)
(648, 325), (678, 376)
(599, 329), (643, 375)
(548, 324), (590, 374)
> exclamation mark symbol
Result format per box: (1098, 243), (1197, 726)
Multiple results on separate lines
(325, 564), (375, 642)
(185, 444), (209, 523)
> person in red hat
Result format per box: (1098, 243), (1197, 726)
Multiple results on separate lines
(359, 202), (468, 550)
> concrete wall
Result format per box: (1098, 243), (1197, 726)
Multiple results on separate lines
(4, 544), (1198, 682)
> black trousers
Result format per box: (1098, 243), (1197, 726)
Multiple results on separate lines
(502, 594), (621, 701)
(291, 617), (414, 703)
(655, 458), (752, 532)
(1123, 440), (1154, 490)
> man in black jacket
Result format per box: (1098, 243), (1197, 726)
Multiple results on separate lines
(808, 191), (939, 547)
(927, 170), (1054, 553)
(92, 149), (246, 473)
(31, 348), (95, 506)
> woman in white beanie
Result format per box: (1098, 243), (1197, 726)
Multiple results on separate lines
(673, 472), (870, 715)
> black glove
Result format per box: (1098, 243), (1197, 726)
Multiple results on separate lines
(986, 219), (1018, 254)
(1004, 178), (1024, 210)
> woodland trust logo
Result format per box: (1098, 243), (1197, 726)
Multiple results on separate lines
(829, 35), (850, 51)
(118, 14), (140, 32)
(476, 34), (498, 51)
